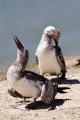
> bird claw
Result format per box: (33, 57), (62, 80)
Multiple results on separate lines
(16, 104), (30, 111)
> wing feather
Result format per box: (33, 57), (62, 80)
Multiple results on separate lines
(54, 46), (66, 71)
(21, 70), (48, 83)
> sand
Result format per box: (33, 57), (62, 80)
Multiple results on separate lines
(0, 56), (80, 120)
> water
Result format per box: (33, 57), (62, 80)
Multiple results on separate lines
(0, 0), (80, 68)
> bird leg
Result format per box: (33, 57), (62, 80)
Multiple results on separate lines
(57, 74), (59, 83)
(16, 97), (28, 110)
(60, 70), (66, 79)
(23, 97), (26, 105)
(54, 40), (58, 47)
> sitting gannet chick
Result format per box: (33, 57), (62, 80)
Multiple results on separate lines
(7, 36), (59, 110)
(35, 26), (66, 81)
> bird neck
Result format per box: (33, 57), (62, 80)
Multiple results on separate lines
(9, 57), (27, 80)
(13, 50), (28, 72)
(14, 59), (25, 72)
(41, 34), (52, 46)
(7, 50), (29, 83)
(7, 59), (24, 82)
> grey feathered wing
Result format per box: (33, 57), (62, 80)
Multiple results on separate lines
(54, 46), (66, 78)
(8, 70), (56, 104)
(8, 70), (69, 103)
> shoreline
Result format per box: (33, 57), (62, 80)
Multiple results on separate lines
(0, 55), (80, 80)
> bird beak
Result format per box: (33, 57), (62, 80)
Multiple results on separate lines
(53, 29), (60, 40)
(53, 29), (61, 46)
(13, 35), (24, 52)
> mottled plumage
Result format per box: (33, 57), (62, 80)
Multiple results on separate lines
(54, 46), (66, 78)
(7, 36), (59, 109)
(35, 26), (66, 80)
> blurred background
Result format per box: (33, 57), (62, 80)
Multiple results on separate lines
(0, 0), (80, 68)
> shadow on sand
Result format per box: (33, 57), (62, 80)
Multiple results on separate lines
(26, 98), (70, 110)
(10, 98), (70, 110)
(50, 78), (80, 84)
(10, 78), (80, 110)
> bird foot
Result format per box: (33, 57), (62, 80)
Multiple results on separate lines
(16, 104), (30, 111)
(16, 102), (36, 110)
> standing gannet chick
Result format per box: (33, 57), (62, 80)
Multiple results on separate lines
(35, 26), (66, 81)
(7, 35), (59, 109)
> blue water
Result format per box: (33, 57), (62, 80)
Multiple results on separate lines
(0, 0), (80, 68)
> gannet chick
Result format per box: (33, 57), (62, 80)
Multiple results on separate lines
(7, 36), (59, 109)
(35, 26), (66, 81)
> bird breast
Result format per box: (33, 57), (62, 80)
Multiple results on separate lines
(38, 48), (61, 75)
(7, 65), (21, 85)
(12, 78), (42, 99)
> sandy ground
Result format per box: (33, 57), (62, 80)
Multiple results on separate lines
(0, 56), (80, 120)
